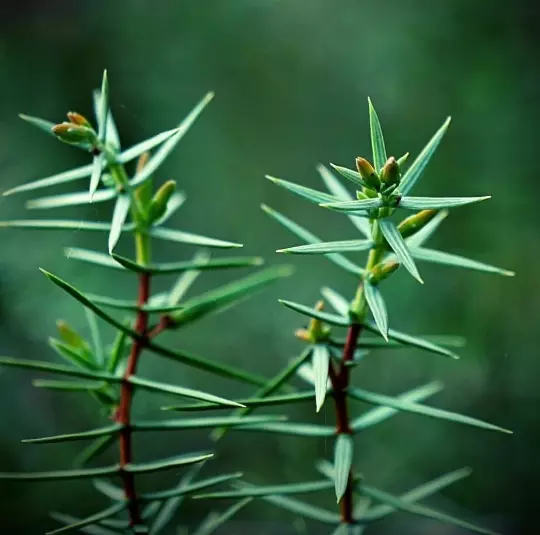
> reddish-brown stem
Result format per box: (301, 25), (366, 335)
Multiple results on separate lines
(148, 314), (174, 339)
(115, 272), (151, 527)
(330, 321), (362, 525)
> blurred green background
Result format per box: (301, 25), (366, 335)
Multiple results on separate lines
(0, 1), (536, 534)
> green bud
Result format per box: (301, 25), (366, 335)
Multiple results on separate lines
(148, 180), (177, 223)
(67, 111), (92, 128)
(369, 260), (400, 284)
(100, 173), (115, 187)
(356, 157), (380, 190)
(397, 209), (439, 239)
(52, 122), (97, 148)
(56, 320), (90, 351)
(380, 157), (400, 187)
(135, 152), (154, 208)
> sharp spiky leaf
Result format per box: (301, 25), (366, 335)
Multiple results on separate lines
(320, 287), (350, 316)
(39, 269), (139, 338)
(118, 128), (182, 164)
(0, 464), (118, 481)
(195, 479), (333, 499)
(210, 347), (311, 441)
(320, 198), (383, 212)
(133, 415), (284, 431)
(50, 513), (118, 535)
(111, 253), (263, 274)
(97, 70), (109, 142)
(312, 344), (330, 412)
(399, 117), (452, 196)
(278, 239), (372, 255)
(266, 175), (339, 205)
(130, 92), (214, 189)
(0, 356), (119, 382)
(399, 196), (491, 210)
(368, 98), (387, 172)
(363, 321), (460, 359)
(73, 435), (117, 468)
(93, 88), (120, 149)
(23, 424), (123, 444)
(364, 282), (388, 341)
(364, 467), (472, 521)
(87, 294), (183, 313)
(164, 390), (314, 412)
(349, 387), (511, 433)
(351, 381), (443, 431)
(168, 265), (293, 327)
(32, 379), (105, 392)
(19, 113), (56, 136)
(124, 452), (213, 474)
(108, 194), (131, 253)
(360, 485), (499, 535)
(28, 188), (116, 209)
(329, 164), (367, 189)
(317, 164), (371, 237)
(410, 247), (515, 276)
(93, 478), (125, 501)
(149, 227), (242, 248)
(166, 250), (210, 305)
(65, 248), (124, 269)
(237, 421), (335, 437)
(0, 219), (114, 232)
(85, 309), (104, 366)
(334, 434), (353, 502)
(262, 204), (363, 276)
(3, 164), (95, 197)
(142, 473), (244, 501)
(278, 299), (349, 326)
(128, 375), (246, 408)
(146, 340), (268, 387)
(404, 210), (448, 248)
(232, 483), (340, 524)
(89, 153), (105, 200)
(150, 465), (205, 535)
(191, 498), (253, 535)
(49, 338), (95, 370)
(46, 503), (125, 535)
(379, 219), (422, 283)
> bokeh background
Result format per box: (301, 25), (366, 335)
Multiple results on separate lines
(0, 1), (536, 534)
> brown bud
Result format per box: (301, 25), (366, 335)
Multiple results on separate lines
(380, 157), (400, 187)
(52, 122), (96, 147)
(67, 111), (92, 128)
(397, 209), (439, 239)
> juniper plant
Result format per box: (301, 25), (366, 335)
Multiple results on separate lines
(0, 71), (291, 534)
(189, 100), (514, 534)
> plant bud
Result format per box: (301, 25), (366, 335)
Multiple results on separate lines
(148, 180), (177, 223)
(369, 260), (400, 284)
(67, 111), (92, 128)
(56, 320), (89, 351)
(380, 157), (400, 187)
(356, 157), (380, 190)
(397, 209), (438, 239)
(52, 122), (96, 148)
(305, 300), (331, 341)
(135, 152), (153, 208)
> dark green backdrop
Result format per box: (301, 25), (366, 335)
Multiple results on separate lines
(0, 1), (536, 534)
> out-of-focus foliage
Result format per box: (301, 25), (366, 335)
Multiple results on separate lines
(0, 1), (535, 534)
